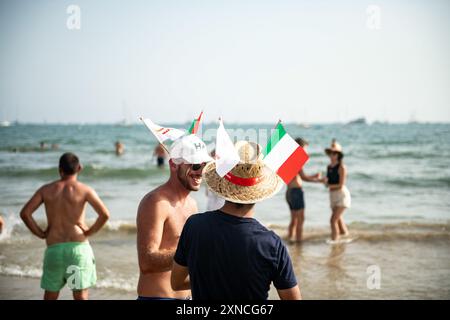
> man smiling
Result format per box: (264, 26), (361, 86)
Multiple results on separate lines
(136, 134), (213, 300)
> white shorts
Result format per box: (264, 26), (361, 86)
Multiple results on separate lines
(329, 186), (351, 209)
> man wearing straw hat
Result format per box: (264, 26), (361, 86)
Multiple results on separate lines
(136, 134), (213, 300)
(171, 141), (301, 300)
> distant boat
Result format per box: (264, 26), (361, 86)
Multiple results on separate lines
(116, 100), (132, 127)
(0, 120), (11, 127)
(346, 117), (367, 125)
(298, 123), (311, 129)
(116, 119), (132, 127)
(373, 120), (389, 125)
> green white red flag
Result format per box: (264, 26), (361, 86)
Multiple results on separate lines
(188, 111), (204, 135)
(263, 122), (309, 184)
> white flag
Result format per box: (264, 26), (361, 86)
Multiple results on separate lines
(215, 119), (240, 177)
(140, 117), (186, 143)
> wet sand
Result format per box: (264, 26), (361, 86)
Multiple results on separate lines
(0, 275), (136, 300)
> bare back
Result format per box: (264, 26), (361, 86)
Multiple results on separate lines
(288, 171), (303, 189)
(41, 180), (92, 246)
(137, 184), (197, 298)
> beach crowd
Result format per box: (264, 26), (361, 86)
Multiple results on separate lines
(13, 130), (351, 300)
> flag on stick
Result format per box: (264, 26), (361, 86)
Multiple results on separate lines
(140, 117), (185, 144)
(188, 111), (204, 135)
(262, 121), (309, 184)
(215, 118), (240, 177)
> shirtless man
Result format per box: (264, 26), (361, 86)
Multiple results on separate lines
(286, 138), (322, 242)
(137, 135), (213, 300)
(20, 153), (110, 300)
(153, 143), (168, 168)
(115, 141), (124, 156)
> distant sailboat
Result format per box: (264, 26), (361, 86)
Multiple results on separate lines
(408, 110), (419, 124)
(298, 123), (311, 129)
(116, 101), (132, 127)
(0, 107), (12, 127)
(297, 108), (312, 128)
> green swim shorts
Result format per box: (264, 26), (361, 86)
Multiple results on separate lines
(41, 241), (97, 292)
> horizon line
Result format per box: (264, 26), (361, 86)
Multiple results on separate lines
(2, 120), (450, 126)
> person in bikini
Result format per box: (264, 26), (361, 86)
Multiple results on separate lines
(322, 139), (351, 242)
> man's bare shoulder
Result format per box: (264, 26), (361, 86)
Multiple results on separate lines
(187, 195), (198, 213)
(38, 180), (62, 195)
(40, 179), (94, 197)
(73, 180), (95, 193)
(137, 187), (172, 220)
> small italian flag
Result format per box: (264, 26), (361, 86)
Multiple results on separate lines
(263, 122), (309, 184)
(188, 111), (204, 135)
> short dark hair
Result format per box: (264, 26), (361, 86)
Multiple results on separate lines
(295, 137), (309, 147)
(225, 200), (255, 210)
(59, 153), (80, 175)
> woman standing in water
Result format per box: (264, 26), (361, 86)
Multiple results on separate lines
(323, 139), (351, 242)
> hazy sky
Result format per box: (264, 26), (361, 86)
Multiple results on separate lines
(0, 0), (449, 124)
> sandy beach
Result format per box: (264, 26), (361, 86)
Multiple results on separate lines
(1, 222), (449, 300)
(0, 275), (137, 300)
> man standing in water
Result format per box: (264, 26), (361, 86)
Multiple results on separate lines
(286, 138), (322, 242)
(137, 135), (213, 300)
(153, 143), (168, 168)
(20, 153), (110, 300)
(115, 141), (124, 156)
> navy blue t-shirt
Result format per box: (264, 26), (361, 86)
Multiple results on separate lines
(174, 210), (297, 300)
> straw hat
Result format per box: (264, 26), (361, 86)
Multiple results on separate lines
(325, 139), (344, 155)
(203, 141), (284, 204)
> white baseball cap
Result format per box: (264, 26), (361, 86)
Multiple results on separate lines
(169, 134), (213, 164)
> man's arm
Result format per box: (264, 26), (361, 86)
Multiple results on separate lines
(81, 187), (110, 236)
(137, 196), (174, 274)
(277, 286), (302, 300)
(299, 170), (321, 182)
(171, 261), (190, 291)
(20, 189), (46, 239)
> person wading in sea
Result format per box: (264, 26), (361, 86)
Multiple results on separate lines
(322, 139), (351, 243)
